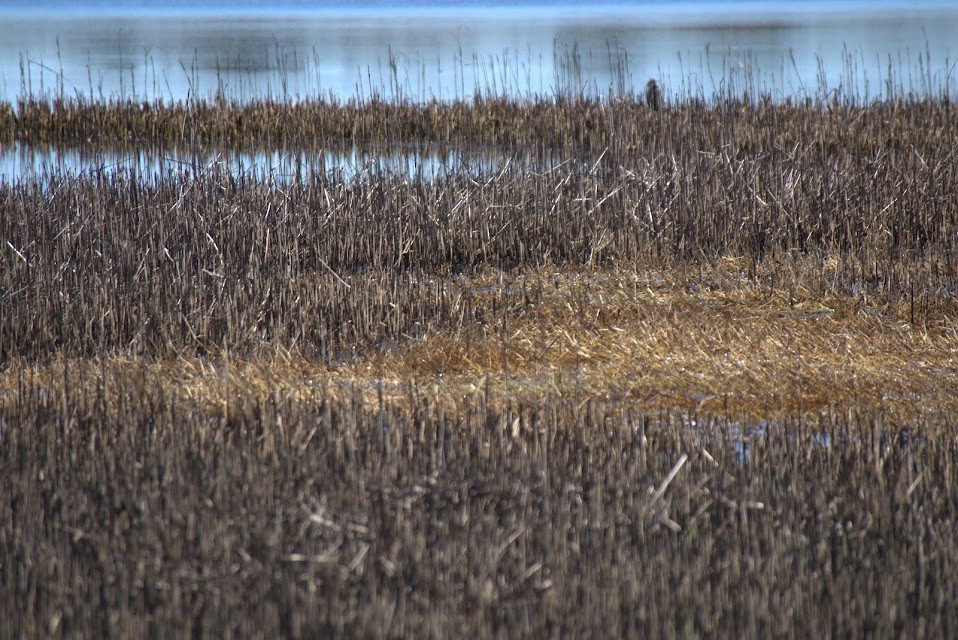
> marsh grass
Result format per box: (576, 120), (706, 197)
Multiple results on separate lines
(3, 107), (957, 360)
(3, 55), (958, 637)
(6, 90), (958, 150)
(4, 262), (956, 422)
(2, 359), (958, 637)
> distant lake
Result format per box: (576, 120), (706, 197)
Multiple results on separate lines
(1, 1), (957, 104)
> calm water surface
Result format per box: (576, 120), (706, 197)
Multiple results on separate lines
(1, 1), (956, 104)
(0, 139), (559, 183)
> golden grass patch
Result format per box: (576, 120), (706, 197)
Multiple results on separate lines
(5, 262), (955, 424)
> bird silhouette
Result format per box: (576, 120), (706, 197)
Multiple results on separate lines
(645, 79), (662, 111)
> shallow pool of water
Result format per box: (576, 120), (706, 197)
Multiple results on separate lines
(0, 139), (573, 183)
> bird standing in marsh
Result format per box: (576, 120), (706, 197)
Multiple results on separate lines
(645, 79), (662, 111)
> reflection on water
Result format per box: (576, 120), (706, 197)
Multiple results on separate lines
(0, 3), (956, 104)
(0, 140), (569, 183)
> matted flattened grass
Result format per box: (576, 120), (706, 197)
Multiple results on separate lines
(3, 263), (956, 421)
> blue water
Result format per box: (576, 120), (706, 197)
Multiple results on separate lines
(1, 0), (956, 104)
(2, 0), (954, 13)
(0, 139), (554, 183)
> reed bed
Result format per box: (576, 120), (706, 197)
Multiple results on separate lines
(4, 263), (956, 421)
(2, 123), (957, 360)
(3, 364), (958, 637)
(5, 92), (957, 153)
(3, 85), (958, 636)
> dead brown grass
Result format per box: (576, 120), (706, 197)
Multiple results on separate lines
(4, 94), (958, 637)
(5, 261), (955, 423)
(383, 263), (958, 418)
